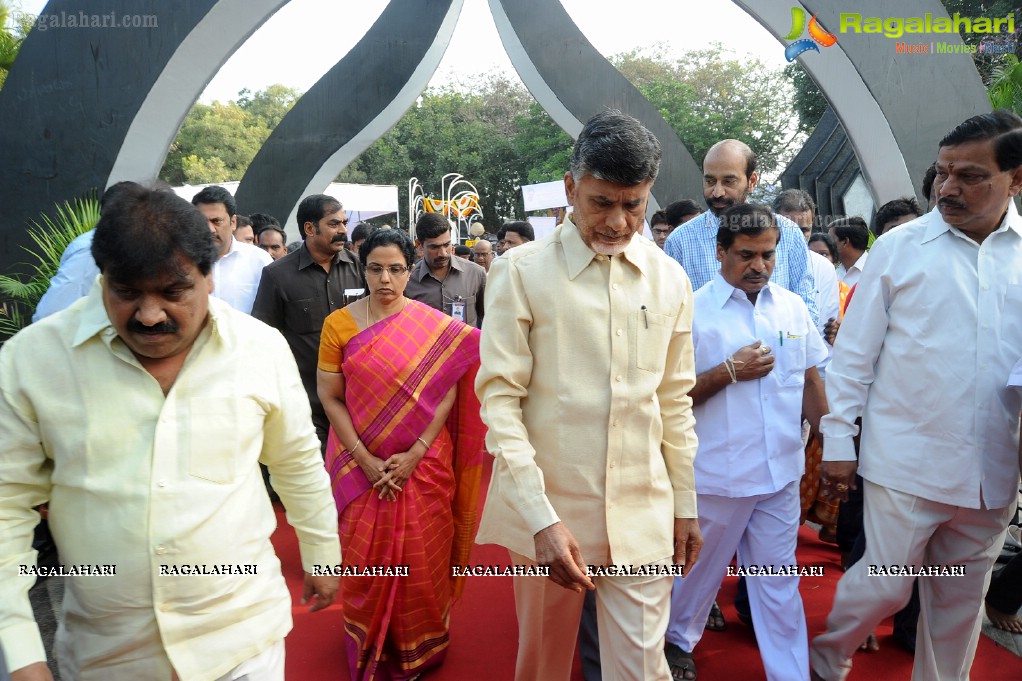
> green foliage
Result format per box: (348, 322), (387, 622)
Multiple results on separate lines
(987, 54), (1022, 114)
(338, 74), (536, 227)
(783, 62), (827, 134)
(0, 196), (101, 340)
(160, 85), (300, 185)
(612, 45), (800, 175)
(0, 0), (33, 90)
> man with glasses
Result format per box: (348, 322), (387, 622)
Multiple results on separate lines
(471, 238), (494, 273)
(650, 210), (672, 249)
(405, 213), (486, 328)
(252, 194), (366, 453)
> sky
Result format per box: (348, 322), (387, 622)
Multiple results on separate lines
(11, 0), (789, 103)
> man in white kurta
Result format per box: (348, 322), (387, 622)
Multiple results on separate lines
(811, 112), (1022, 681)
(666, 204), (828, 681)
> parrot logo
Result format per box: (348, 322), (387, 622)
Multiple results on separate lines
(783, 7), (837, 62)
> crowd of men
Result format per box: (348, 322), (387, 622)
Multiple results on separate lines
(1, 107), (1021, 681)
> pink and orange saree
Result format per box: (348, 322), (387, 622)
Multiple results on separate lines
(321, 300), (485, 681)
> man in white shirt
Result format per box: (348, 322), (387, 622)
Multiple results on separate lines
(811, 111), (1022, 681)
(0, 185), (340, 681)
(191, 185), (271, 314)
(665, 203), (828, 681)
(774, 189), (840, 353)
(828, 217), (869, 287)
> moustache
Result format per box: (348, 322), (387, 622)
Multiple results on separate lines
(127, 319), (178, 335)
(331, 234), (348, 244)
(938, 197), (966, 210)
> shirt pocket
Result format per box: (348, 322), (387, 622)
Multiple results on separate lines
(634, 310), (676, 373)
(776, 335), (806, 387)
(283, 297), (319, 335)
(188, 397), (256, 484)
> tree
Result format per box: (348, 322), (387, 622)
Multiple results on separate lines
(0, 0), (33, 91)
(338, 74), (536, 227)
(987, 54), (1022, 114)
(784, 62), (827, 134)
(161, 85), (300, 185)
(612, 45), (802, 175)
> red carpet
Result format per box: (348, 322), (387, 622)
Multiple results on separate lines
(272, 458), (1020, 680)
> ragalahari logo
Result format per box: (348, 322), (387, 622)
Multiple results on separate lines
(783, 7), (838, 62)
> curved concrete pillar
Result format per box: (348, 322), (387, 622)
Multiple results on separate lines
(488, 0), (704, 212)
(736, 0), (989, 205)
(234, 0), (463, 233)
(0, 0), (289, 273)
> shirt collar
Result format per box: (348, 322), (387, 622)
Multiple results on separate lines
(71, 275), (233, 350)
(218, 237), (240, 261)
(922, 199), (1022, 244)
(706, 272), (776, 309)
(560, 212), (651, 281)
(851, 250), (869, 272)
(411, 254), (464, 281)
(297, 241), (356, 271)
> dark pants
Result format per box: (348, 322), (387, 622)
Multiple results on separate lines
(836, 475), (865, 555)
(577, 589), (603, 681)
(986, 551), (1022, 615)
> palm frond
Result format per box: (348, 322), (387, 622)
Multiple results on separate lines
(0, 195), (100, 341)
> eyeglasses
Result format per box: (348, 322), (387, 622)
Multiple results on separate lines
(473, 252), (493, 259)
(365, 265), (410, 277)
(651, 227), (673, 236)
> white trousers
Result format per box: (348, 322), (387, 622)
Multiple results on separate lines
(810, 480), (1013, 681)
(510, 551), (673, 681)
(666, 481), (808, 681)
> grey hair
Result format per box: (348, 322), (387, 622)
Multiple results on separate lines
(569, 108), (662, 185)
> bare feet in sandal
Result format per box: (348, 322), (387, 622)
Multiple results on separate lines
(704, 600), (727, 632)
(986, 603), (1022, 633)
(665, 642), (697, 680)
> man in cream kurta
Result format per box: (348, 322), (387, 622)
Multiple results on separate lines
(476, 109), (700, 681)
(0, 185), (339, 681)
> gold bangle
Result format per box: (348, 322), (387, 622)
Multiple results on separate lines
(416, 436), (429, 450)
(349, 439), (363, 455)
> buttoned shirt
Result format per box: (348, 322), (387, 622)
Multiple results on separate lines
(252, 243), (365, 421)
(212, 238), (272, 314)
(808, 249), (840, 375)
(692, 276), (828, 497)
(836, 250), (868, 287)
(0, 285), (340, 678)
(663, 209), (818, 325)
(32, 230), (99, 322)
(821, 205), (1022, 509)
(404, 255), (486, 328)
(475, 215), (699, 567)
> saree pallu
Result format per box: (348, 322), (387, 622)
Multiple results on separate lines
(324, 301), (485, 681)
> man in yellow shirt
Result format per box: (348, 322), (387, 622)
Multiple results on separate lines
(0, 184), (340, 681)
(476, 109), (702, 681)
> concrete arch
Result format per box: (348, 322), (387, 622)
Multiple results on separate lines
(488, 0), (704, 214)
(737, 0), (989, 206)
(0, 0), (994, 274)
(0, 0), (290, 272)
(234, 0), (463, 233)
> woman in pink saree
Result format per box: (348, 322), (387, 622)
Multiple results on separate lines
(317, 229), (485, 681)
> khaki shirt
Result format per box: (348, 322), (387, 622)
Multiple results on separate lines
(475, 216), (698, 566)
